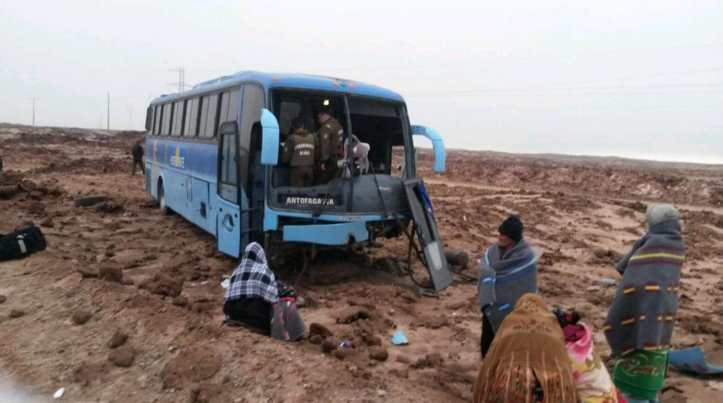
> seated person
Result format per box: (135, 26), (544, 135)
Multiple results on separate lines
(472, 294), (580, 403)
(553, 307), (624, 403)
(223, 242), (305, 341)
(223, 242), (279, 335)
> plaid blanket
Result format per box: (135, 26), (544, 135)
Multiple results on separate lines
(224, 242), (279, 304)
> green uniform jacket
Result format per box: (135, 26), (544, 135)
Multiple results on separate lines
(317, 117), (343, 164)
(282, 129), (318, 167)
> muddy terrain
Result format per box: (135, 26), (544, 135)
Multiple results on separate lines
(1, 123), (722, 403)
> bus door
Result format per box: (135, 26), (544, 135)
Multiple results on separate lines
(216, 121), (242, 257)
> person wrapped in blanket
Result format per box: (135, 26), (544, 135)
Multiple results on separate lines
(477, 215), (538, 358)
(553, 307), (626, 403)
(603, 204), (684, 403)
(223, 243), (305, 341)
(471, 294), (580, 403)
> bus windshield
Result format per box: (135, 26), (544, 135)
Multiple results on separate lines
(271, 90), (407, 187)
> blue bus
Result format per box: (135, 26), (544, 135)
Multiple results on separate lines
(144, 71), (445, 259)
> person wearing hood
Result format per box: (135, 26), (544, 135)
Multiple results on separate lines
(472, 294), (580, 403)
(477, 215), (538, 358)
(604, 204), (685, 403)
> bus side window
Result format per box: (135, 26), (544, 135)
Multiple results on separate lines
(219, 130), (238, 204)
(184, 98), (199, 137)
(153, 106), (161, 135)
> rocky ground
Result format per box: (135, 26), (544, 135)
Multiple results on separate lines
(0, 123), (722, 403)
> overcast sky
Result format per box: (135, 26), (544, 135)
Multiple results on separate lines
(1, 1), (722, 163)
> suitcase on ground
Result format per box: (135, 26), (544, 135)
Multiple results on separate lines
(0, 225), (47, 262)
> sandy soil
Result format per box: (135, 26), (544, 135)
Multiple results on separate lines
(0, 123), (722, 403)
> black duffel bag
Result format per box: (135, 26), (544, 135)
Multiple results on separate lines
(0, 225), (47, 262)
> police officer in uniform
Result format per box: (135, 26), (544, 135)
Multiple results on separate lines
(316, 106), (344, 183)
(282, 117), (318, 187)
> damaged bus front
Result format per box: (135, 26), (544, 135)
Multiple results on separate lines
(260, 80), (446, 249)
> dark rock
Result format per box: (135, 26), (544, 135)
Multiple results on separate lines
(148, 273), (183, 298)
(96, 202), (124, 214)
(369, 346), (389, 362)
(309, 335), (323, 345)
(9, 309), (25, 318)
(172, 296), (189, 307)
(332, 348), (349, 361)
(39, 217), (54, 228)
(411, 353), (444, 369)
(0, 295), (6, 304)
(107, 345), (135, 367)
(321, 339), (338, 353)
(309, 323), (334, 339)
(334, 307), (370, 324)
(75, 195), (109, 207)
(366, 336), (383, 346)
(72, 310), (92, 325)
(98, 265), (123, 284)
(108, 329), (128, 349)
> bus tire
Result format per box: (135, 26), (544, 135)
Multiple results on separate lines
(158, 182), (171, 215)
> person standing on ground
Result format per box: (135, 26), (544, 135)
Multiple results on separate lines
(131, 140), (144, 176)
(604, 204), (685, 403)
(315, 106), (343, 183)
(281, 117), (318, 187)
(477, 215), (538, 358)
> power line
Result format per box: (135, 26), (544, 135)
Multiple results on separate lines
(332, 42), (723, 72)
(406, 71), (723, 97)
(409, 89), (723, 98)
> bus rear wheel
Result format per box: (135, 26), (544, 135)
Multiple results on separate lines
(158, 182), (171, 215)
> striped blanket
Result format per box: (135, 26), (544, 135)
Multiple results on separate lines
(605, 219), (685, 356)
(477, 238), (538, 332)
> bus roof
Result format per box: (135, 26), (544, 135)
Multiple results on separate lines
(150, 71), (405, 104)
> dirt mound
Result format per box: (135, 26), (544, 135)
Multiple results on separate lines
(39, 157), (129, 175)
(161, 347), (223, 390)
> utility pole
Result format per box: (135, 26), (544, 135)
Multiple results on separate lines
(30, 98), (39, 126)
(168, 67), (189, 93)
(107, 92), (110, 130)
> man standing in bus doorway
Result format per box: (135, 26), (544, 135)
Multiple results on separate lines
(316, 106), (344, 184)
(131, 139), (144, 176)
(282, 117), (318, 187)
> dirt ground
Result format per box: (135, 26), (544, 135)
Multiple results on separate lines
(1, 123), (722, 403)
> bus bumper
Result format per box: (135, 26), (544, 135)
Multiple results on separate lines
(282, 221), (369, 245)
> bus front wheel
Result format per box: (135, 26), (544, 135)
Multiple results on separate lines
(158, 182), (171, 215)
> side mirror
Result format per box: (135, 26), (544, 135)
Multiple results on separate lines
(411, 125), (445, 173)
(260, 109), (279, 166)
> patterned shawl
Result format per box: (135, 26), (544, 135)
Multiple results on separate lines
(472, 294), (580, 403)
(604, 219), (685, 356)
